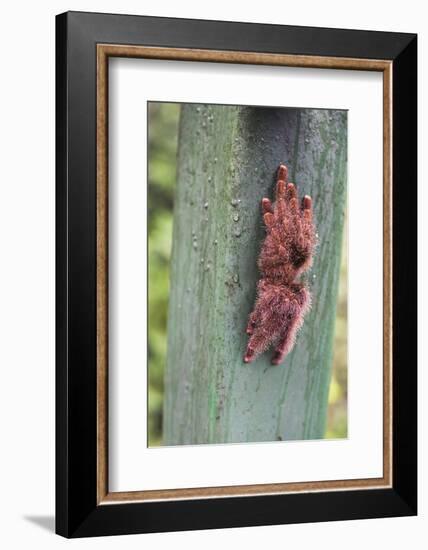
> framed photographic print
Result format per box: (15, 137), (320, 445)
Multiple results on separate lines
(56, 11), (417, 538)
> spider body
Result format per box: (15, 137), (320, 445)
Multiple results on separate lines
(244, 164), (316, 365)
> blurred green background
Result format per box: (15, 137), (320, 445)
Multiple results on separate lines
(148, 102), (348, 447)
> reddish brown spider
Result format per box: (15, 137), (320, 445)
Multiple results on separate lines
(244, 164), (316, 365)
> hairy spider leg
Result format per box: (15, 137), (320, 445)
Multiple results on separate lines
(246, 310), (259, 335)
(271, 288), (310, 365)
(301, 195), (314, 243)
(244, 322), (279, 364)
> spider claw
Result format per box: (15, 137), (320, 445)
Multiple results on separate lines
(261, 198), (273, 214)
(263, 212), (274, 227)
(277, 164), (288, 182)
(271, 353), (282, 365)
(243, 349), (255, 363)
(302, 195), (312, 210)
(302, 195), (312, 223)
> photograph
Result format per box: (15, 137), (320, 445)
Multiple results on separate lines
(148, 101), (348, 447)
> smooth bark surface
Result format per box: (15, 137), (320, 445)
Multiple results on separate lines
(164, 104), (347, 445)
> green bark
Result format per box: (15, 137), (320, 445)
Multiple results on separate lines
(163, 104), (347, 445)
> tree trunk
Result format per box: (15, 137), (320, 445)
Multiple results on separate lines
(163, 104), (347, 445)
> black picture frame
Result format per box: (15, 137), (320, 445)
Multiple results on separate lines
(56, 10), (417, 538)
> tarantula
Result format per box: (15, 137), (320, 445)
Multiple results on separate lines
(244, 164), (316, 366)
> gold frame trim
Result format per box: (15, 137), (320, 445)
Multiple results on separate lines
(96, 44), (393, 505)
